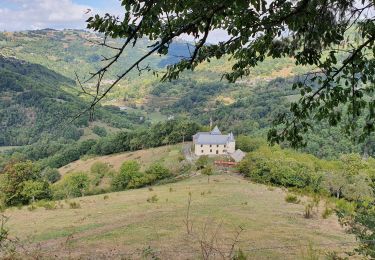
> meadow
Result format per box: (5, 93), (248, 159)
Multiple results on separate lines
(4, 174), (355, 259)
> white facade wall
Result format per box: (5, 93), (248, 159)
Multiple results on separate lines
(194, 143), (234, 156)
(227, 141), (236, 154)
(195, 144), (227, 156)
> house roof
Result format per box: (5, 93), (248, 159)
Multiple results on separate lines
(231, 149), (246, 162)
(196, 134), (231, 145)
(211, 126), (222, 135)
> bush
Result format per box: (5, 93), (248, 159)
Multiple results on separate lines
(53, 172), (90, 199)
(285, 194), (300, 204)
(41, 167), (61, 183)
(145, 163), (171, 180)
(322, 206), (333, 219)
(35, 200), (57, 210)
(21, 180), (52, 203)
(236, 135), (265, 152)
(69, 201), (81, 209)
(147, 195), (158, 203)
(92, 126), (108, 137)
(90, 162), (112, 186)
(111, 160), (141, 191)
(196, 155), (209, 170)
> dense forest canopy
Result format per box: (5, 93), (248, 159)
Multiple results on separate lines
(86, 0), (375, 147)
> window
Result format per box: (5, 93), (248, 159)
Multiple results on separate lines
(201, 144), (203, 147)
(201, 150), (204, 153)
(210, 149), (212, 153)
(210, 144), (212, 147)
(224, 145), (226, 148)
(216, 150), (219, 154)
(217, 145), (219, 148)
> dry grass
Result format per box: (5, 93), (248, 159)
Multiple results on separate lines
(5, 174), (355, 259)
(59, 144), (184, 176)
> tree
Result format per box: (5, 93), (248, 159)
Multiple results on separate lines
(21, 180), (51, 203)
(201, 165), (214, 183)
(54, 172), (90, 199)
(112, 160), (141, 191)
(41, 167), (61, 184)
(0, 161), (41, 206)
(85, 0), (375, 147)
(145, 163), (171, 180)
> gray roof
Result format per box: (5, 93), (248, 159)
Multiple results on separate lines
(194, 126), (235, 145)
(211, 126), (222, 135)
(196, 134), (231, 145)
(231, 149), (246, 162)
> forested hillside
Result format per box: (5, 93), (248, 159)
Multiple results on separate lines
(0, 29), (374, 158)
(0, 56), (143, 146)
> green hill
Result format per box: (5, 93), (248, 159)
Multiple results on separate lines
(0, 56), (143, 146)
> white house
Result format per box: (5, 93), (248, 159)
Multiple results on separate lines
(193, 126), (235, 156)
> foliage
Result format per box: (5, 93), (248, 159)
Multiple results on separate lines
(285, 194), (300, 204)
(90, 162), (112, 186)
(112, 161), (142, 191)
(337, 202), (375, 258)
(196, 155), (209, 170)
(112, 161), (172, 191)
(236, 135), (266, 153)
(238, 145), (323, 190)
(53, 172), (90, 199)
(86, 0), (375, 149)
(0, 160), (47, 206)
(21, 180), (51, 203)
(322, 154), (374, 201)
(0, 56), (143, 146)
(41, 167), (61, 184)
(92, 126), (108, 137)
(145, 163), (172, 180)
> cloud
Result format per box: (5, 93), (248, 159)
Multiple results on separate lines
(0, 0), (93, 31)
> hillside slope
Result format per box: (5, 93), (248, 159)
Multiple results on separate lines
(6, 174), (354, 259)
(0, 57), (143, 146)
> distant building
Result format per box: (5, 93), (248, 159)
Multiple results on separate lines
(193, 126), (235, 156)
(230, 149), (246, 162)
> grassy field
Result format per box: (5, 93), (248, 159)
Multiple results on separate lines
(5, 174), (355, 259)
(59, 144), (184, 176)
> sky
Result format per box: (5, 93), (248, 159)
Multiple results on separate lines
(0, 0), (228, 43)
(0, 0), (122, 31)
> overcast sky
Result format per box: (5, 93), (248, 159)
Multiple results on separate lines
(0, 0), (229, 43)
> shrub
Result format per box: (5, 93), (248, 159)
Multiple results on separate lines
(21, 180), (52, 203)
(147, 195), (158, 203)
(112, 160), (141, 191)
(322, 206), (333, 219)
(41, 167), (61, 183)
(285, 194), (300, 204)
(69, 201), (81, 209)
(145, 163), (171, 180)
(53, 172), (90, 199)
(90, 162), (112, 186)
(196, 155), (209, 170)
(35, 200), (57, 210)
(92, 126), (108, 137)
(304, 203), (314, 219)
(236, 135), (265, 152)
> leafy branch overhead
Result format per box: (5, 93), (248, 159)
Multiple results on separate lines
(85, 0), (375, 147)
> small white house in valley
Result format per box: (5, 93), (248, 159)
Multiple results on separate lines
(193, 126), (235, 156)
